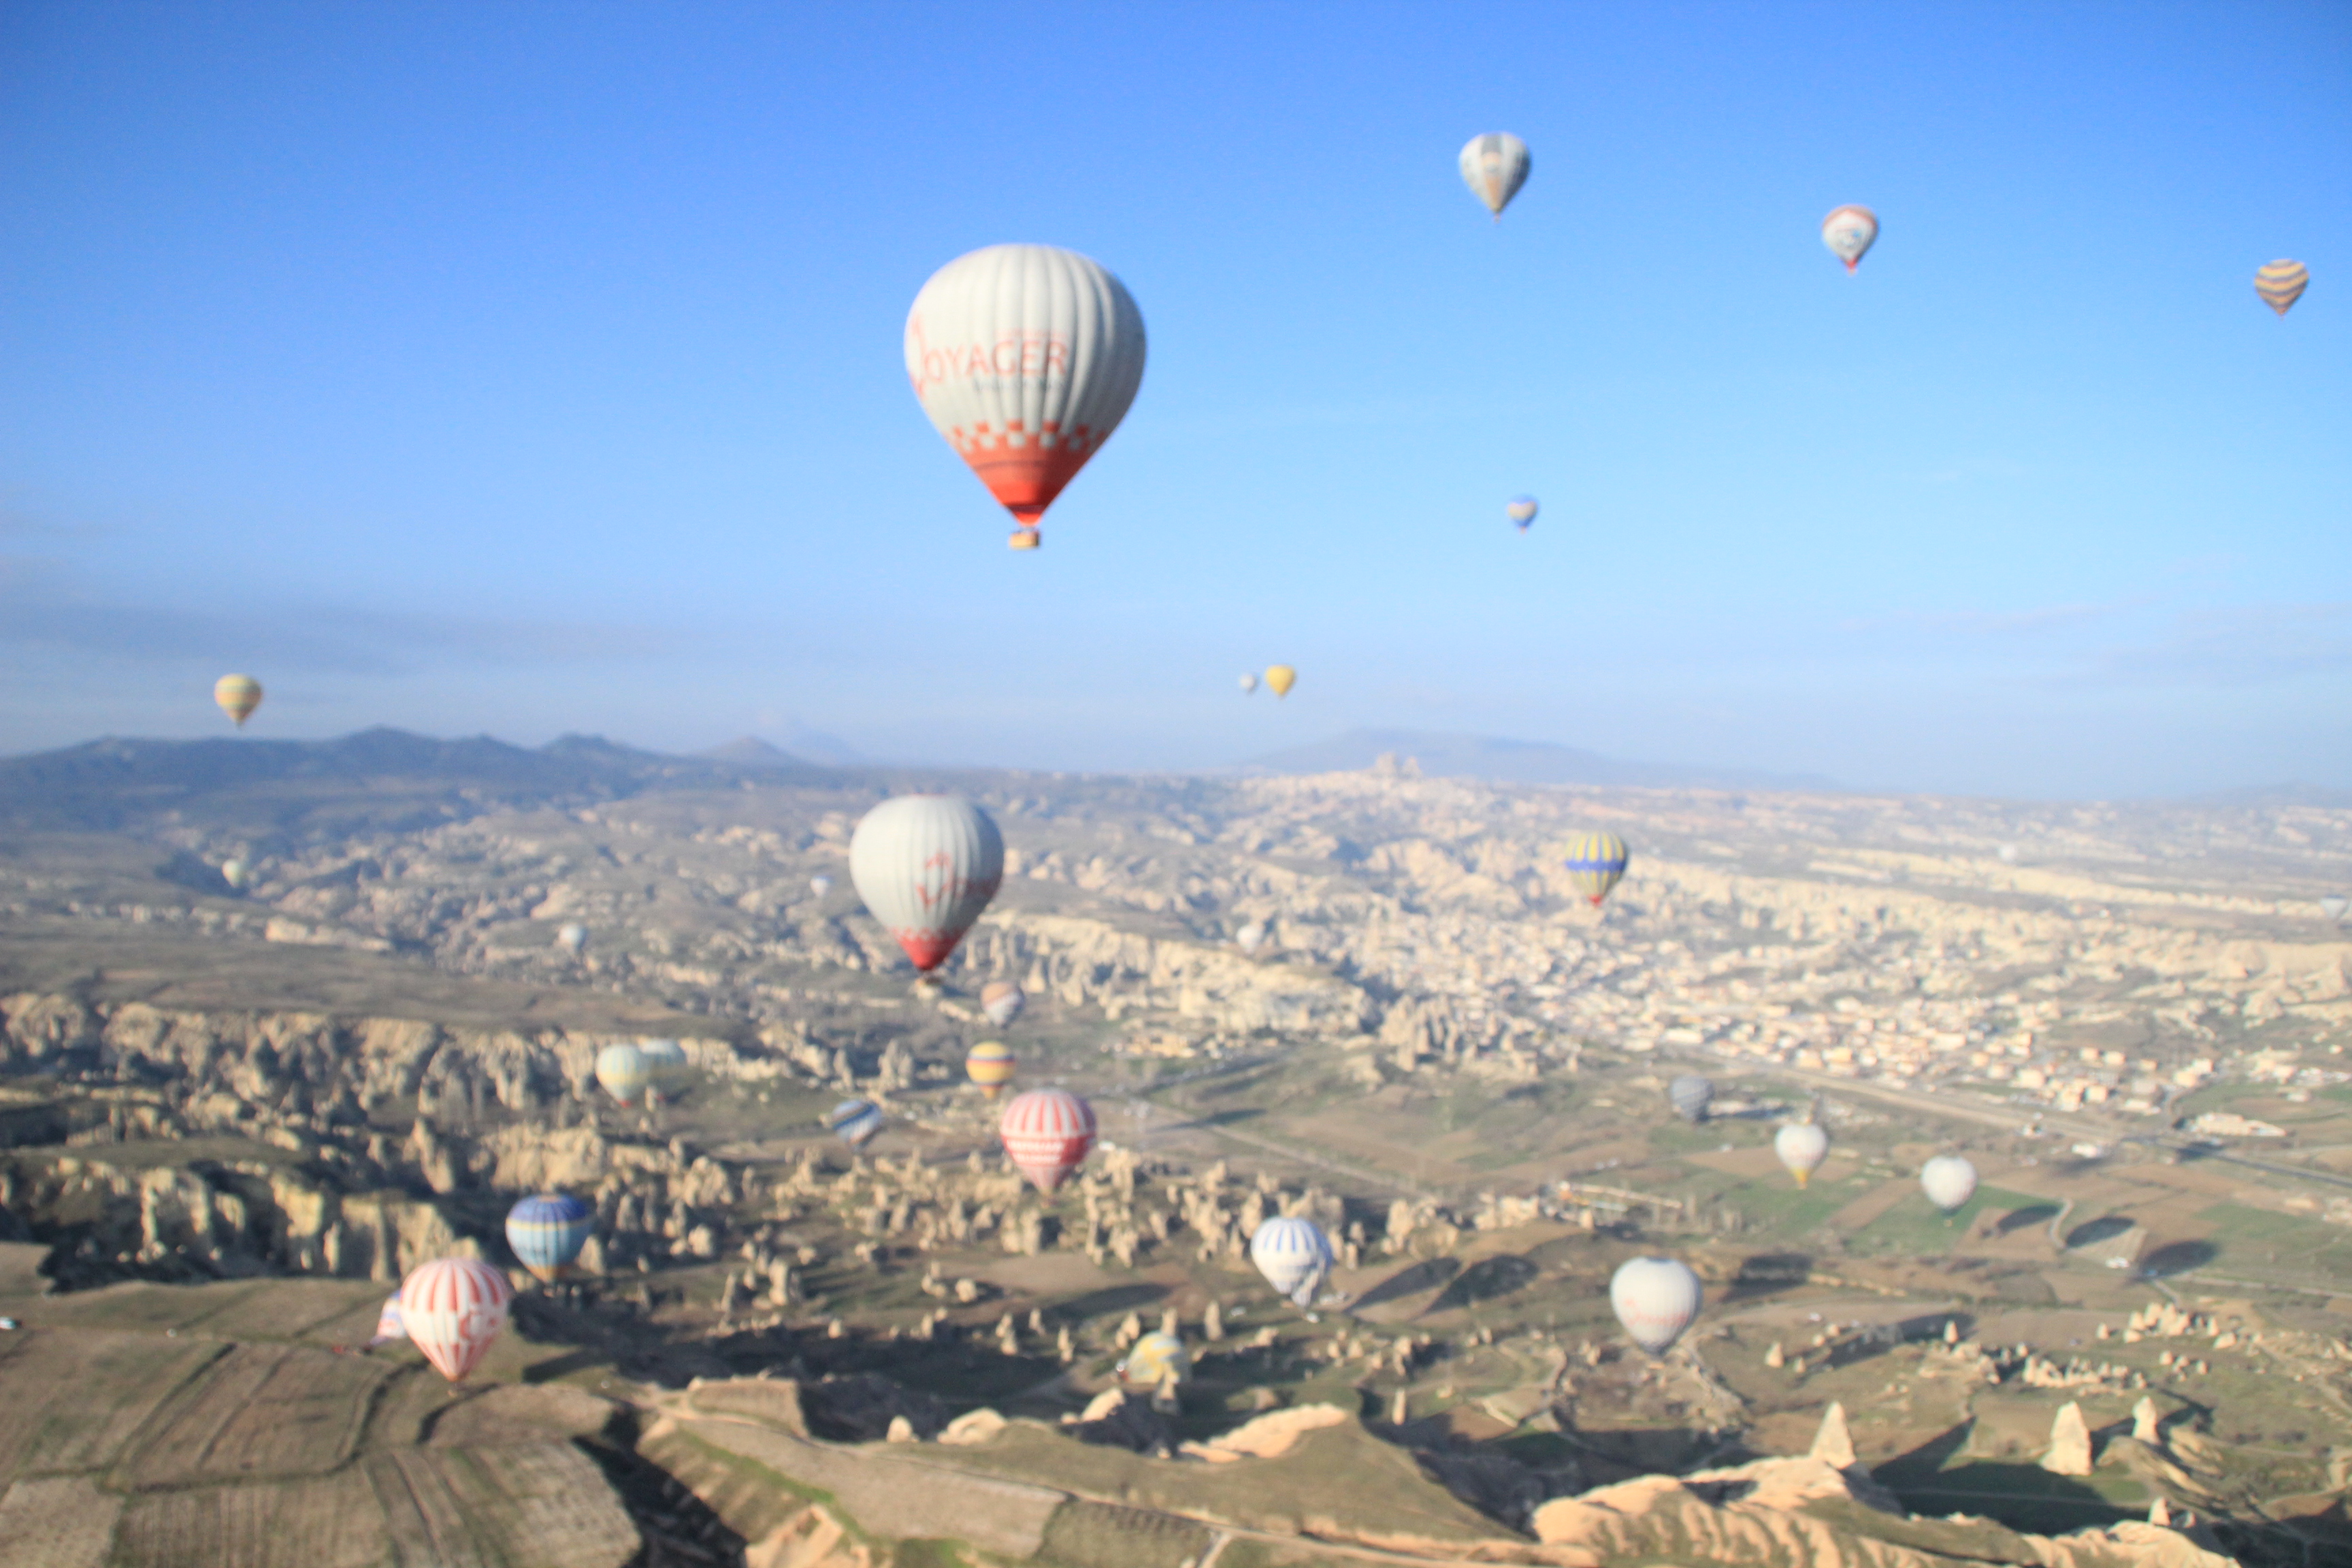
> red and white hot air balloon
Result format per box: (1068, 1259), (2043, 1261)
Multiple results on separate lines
(849, 796), (1004, 973)
(397, 1256), (513, 1382)
(998, 1087), (1096, 1192)
(904, 244), (1147, 550)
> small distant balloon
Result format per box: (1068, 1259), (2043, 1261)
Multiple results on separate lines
(1250, 1215), (1335, 1308)
(1996, 844), (2018, 864)
(966, 1040), (1016, 1100)
(1667, 1075), (1714, 1124)
(1264, 666), (1296, 699)
(505, 1192), (595, 1282)
(1563, 832), (1630, 906)
(2324, 894), (2349, 921)
(2255, 259), (2309, 317)
(220, 859), (250, 892)
(1239, 672), (1260, 693)
(828, 1098), (886, 1147)
(1776, 1121), (1830, 1186)
(595, 1043), (651, 1107)
(1919, 1155), (1978, 1215)
(999, 1087), (1096, 1192)
(1506, 496), (1538, 532)
(1120, 1330), (1191, 1386)
(1610, 1257), (1703, 1355)
(1235, 921), (1269, 956)
(1458, 132), (1530, 219)
(810, 874), (834, 896)
(638, 1039), (689, 1105)
(367, 1294), (406, 1347)
(214, 674), (263, 728)
(556, 923), (588, 956)
(397, 1257), (512, 1382)
(981, 981), (1026, 1028)
(1821, 205), (1878, 272)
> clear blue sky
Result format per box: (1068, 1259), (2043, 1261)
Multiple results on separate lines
(3, 2), (2346, 797)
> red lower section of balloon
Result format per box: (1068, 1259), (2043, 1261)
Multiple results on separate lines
(1007, 1134), (1095, 1192)
(895, 928), (967, 972)
(1588, 895), (1605, 907)
(963, 440), (1097, 525)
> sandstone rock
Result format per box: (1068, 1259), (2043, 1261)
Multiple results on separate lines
(938, 1407), (1007, 1446)
(2043, 1400), (2093, 1475)
(1202, 1403), (1348, 1459)
(1809, 1401), (1856, 1469)
(2133, 1395), (2161, 1445)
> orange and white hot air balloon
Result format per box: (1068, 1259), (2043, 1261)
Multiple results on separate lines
(214, 674), (263, 727)
(1821, 206), (1878, 272)
(999, 1086), (1096, 1192)
(1459, 133), (1530, 220)
(905, 244), (1147, 550)
(397, 1256), (512, 1382)
(2255, 259), (2309, 317)
(849, 795), (1004, 973)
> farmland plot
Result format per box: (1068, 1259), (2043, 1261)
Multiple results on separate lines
(114, 1466), (387, 1568)
(0, 1475), (125, 1568)
(0, 1327), (223, 1485)
(122, 1341), (388, 1486)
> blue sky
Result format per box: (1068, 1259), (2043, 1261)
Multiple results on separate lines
(1, 1), (2346, 797)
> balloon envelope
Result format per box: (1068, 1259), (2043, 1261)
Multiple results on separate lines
(904, 243), (1146, 542)
(1506, 496), (1538, 530)
(1459, 132), (1530, 218)
(638, 1039), (690, 1102)
(1667, 1075), (1714, 1123)
(595, 1043), (651, 1107)
(1121, 1330), (1191, 1386)
(810, 875), (834, 896)
(2321, 894), (2347, 920)
(999, 1087), (1097, 1192)
(1821, 205), (1878, 270)
(1610, 1257), (1703, 1355)
(1250, 1215), (1335, 1308)
(1235, 921), (1269, 955)
(1776, 1122), (1830, 1186)
(506, 1192), (595, 1282)
(1239, 672), (1259, 693)
(1264, 666), (1296, 699)
(981, 981), (1026, 1028)
(1919, 1155), (1978, 1214)
(214, 674), (263, 728)
(368, 1294), (406, 1347)
(397, 1257), (512, 1382)
(555, 922), (588, 955)
(1563, 832), (1630, 906)
(828, 1098), (886, 1147)
(2255, 259), (2309, 316)
(220, 859), (250, 891)
(850, 796), (1004, 973)
(966, 1040), (1017, 1099)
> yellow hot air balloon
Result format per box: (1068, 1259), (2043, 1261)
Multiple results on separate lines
(1562, 831), (1629, 905)
(1264, 666), (1296, 699)
(2255, 259), (2309, 316)
(214, 674), (263, 728)
(966, 1040), (1016, 1100)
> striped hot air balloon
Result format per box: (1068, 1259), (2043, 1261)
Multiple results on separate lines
(849, 795), (1004, 973)
(1250, 1215), (1335, 1308)
(828, 1098), (887, 1147)
(504, 1193), (595, 1283)
(1459, 133), (1530, 219)
(214, 674), (263, 728)
(966, 1040), (1017, 1100)
(1120, 1330), (1191, 1386)
(2255, 259), (2309, 316)
(1822, 206), (1878, 272)
(905, 244), (1147, 549)
(980, 981), (1026, 1028)
(1563, 832), (1629, 906)
(638, 1039), (689, 1105)
(368, 1294), (406, 1347)
(998, 1087), (1096, 1192)
(397, 1257), (513, 1382)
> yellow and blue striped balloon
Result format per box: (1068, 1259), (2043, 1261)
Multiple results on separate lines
(966, 1040), (1016, 1100)
(1120, 1330), (1192, 1387)
(505, 1192), (594, 1282)
(2256, 259), (2309, 317)
(1563, 831), (1630, 906)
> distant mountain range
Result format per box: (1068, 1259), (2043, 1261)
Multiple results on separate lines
(1243, 728), (1841, 792)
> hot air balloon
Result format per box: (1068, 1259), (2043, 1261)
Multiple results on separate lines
(220, 859), (250, 892)
(214, 674), (263, 728)
(1235, 921), (1269, 956)
(999, 1087), (1096, 1192)
(505, 1193), (595, 1282)
(1250, 1215), (1335, 1308)
(850, 796), (1004, 973)
(397, 1257), (512, 1382)
(595, 1043), (652, 1107)
(1610, 1257), (1703, 1355)
(1667, 1075), (1714, 1124)
(810, 874), (834, 896)
(905, 244), (1147, 549)
(828, 1098), (886, 1147)
(981, 981), (1026, 1028)
(1506, 496), (1539, 532)
(1776, 1121), (1830, 1186)
(1563, 832), (1629, 906)
(556, 922), (588, 956)
(2323, 894), (2349, 921)
(1264, 666), (1296, 699)
(1459, 133), (1530, 220)
(1996, 844), (2019, 864)
(367, 1294), (406, 1347)
(638, 1039), (689, 1105)
(1120, 1330), (1191, 1386)
(1239, 672), (1260, 693)
(966, 1040), (1017, 1100)
(2255, 259), (2309, 316)
(1821, 206), (1878, 272)
(1919, 1155), (1978, 1215)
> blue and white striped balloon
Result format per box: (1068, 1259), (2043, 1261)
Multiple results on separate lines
(828, 1098), (886, 1147)
(505, 1192), (595, 1282)
(1250, 1215), (1335, 1308)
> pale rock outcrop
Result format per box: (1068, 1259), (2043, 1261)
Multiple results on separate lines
(1809, 1401), (1856, 1469)
(2044, 1401), (2094, 1475)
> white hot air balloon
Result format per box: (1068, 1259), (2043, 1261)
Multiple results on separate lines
(1821, 204), (1878, 271)
(638, 1039), (689, 1105)
(810, 874), (834, 896)
(595, 1043), (652, 1107)
(1610, 1257), (1703, 1355)
(1239, 672), (1259, 693)
(1250, 1215), (1335, 1309)
(1459, 133), (1530, 219)
(2323, 894), (2349, 921)
(555, 922), (588, 956)
(905, 244), (1147, 549)
(1775, 1121), (1830, 1186)
(849, 796), (1004, 973)
(1919, 1155), (1978, 1215)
